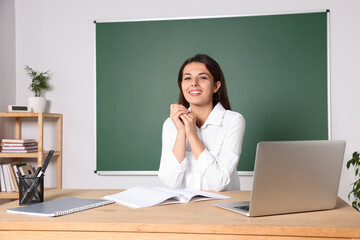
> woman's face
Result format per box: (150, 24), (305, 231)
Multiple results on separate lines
(181, 62), (221, 108)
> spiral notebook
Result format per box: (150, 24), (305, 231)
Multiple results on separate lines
(7, 196), (114, 217)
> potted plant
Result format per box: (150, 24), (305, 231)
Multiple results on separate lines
(346, 151), (360, 211)
(25, 65), (51, 112)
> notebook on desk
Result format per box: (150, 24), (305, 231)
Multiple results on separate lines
(7, 196), (114, 217)
(215, 140), (346, 217)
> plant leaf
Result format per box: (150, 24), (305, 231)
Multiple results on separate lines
(347, 160), (352, 169)
(355, 205), (360, 212)
(25, 65), (51, 97)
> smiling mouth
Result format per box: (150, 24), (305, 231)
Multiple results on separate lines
(189, 91), (202, 97)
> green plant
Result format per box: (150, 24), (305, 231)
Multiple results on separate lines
(347, 151), (360, 211)
(25, 65), (51, 97)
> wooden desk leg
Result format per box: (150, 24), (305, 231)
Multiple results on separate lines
(15, 117), (21, 164)
(57, 115), (62, 189)
(15, 117), (21, 139)
(38, 113), (44, 167)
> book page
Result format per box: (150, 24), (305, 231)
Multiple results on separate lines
(104, 187), (183, 208)
(182, 189), (231, 202)
(154, 187), (230, 203)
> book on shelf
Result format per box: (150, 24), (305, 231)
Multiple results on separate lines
(1, 142), (37, 147)
(103, 186), (231, 209)
(1, 139), (38, 153)
(2, 142), (37, 147)
(1, 139), (36, 144)
(0, 165), (7, 192)
(1, 149), (38, 153)
(0, 163), (35, 192)
(7, 164), (19, 191)
(12, 163), (26, 182)
(1, 164), (12, 192)
(2, 145), (38, 151)
(0, 164), (17, 192)
(19, 165), (35, 176)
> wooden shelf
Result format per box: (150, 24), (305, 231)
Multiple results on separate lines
(0, 192), (19, 199)
(0, 151), (60, 158)
(0, 112), (62, 199)
(0, 112), (61, 118)
(0, 189), (56, 200)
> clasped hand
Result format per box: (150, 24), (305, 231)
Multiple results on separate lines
(170, 104), (197, 138)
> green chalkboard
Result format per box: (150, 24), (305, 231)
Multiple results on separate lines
(96, 12), (328, 172)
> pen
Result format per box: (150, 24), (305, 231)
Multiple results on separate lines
(20, 150), (54, 204)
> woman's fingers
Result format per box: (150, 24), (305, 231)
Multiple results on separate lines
(170, 104), (187, 111)
(180, 113), (196, 127)
(187, 113), (196, 120)
(180, 113), (197, 138)
(170, 105), (198, 136)
(179, 113), (190, 122)
(170, 104), (190, 131)
(170, 104), (189, 120)
(180, 113), (195, 121)
(173, 110), (188, 122)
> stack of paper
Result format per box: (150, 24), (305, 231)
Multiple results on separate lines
(1, 139), (38, 153)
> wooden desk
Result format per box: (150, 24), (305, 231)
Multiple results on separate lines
(0, 189), (360, 240)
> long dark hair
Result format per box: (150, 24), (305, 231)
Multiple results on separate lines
(177, 54), (231, 110)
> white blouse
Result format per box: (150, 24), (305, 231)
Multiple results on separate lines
(158, 103), (245, 191)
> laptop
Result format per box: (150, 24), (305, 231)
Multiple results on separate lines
(215, 140), (346, 217)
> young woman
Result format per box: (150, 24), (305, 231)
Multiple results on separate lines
(158, 54), (245, 191)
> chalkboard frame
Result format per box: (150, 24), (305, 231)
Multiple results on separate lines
(94, 11), (330, 176)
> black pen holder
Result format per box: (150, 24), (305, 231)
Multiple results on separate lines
(18, 175), (44, 205)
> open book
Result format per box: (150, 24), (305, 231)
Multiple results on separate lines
(103, 187), (230, 209)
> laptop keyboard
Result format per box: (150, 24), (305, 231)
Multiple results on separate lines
(234, 205), (250, 212)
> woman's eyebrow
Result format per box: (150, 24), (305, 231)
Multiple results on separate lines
(199, 72), (210, 76)
(183, 72), (210, 76)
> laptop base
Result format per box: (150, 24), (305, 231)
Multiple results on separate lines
(215, 201), (250, 216)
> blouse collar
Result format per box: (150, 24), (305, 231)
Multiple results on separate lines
(189, 103), (226, 128)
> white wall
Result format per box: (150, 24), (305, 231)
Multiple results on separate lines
(0, 0), (16, 205)
(10, 0), (360, 204)
(0, 0), (16, 137)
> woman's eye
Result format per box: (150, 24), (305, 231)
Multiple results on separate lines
(183, 77), (190, 80)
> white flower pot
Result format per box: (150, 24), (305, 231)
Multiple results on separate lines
(28, 97), (47, 112)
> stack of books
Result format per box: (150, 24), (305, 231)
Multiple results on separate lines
(1, 139), (38, 153)
(0, 163), (35, 192)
